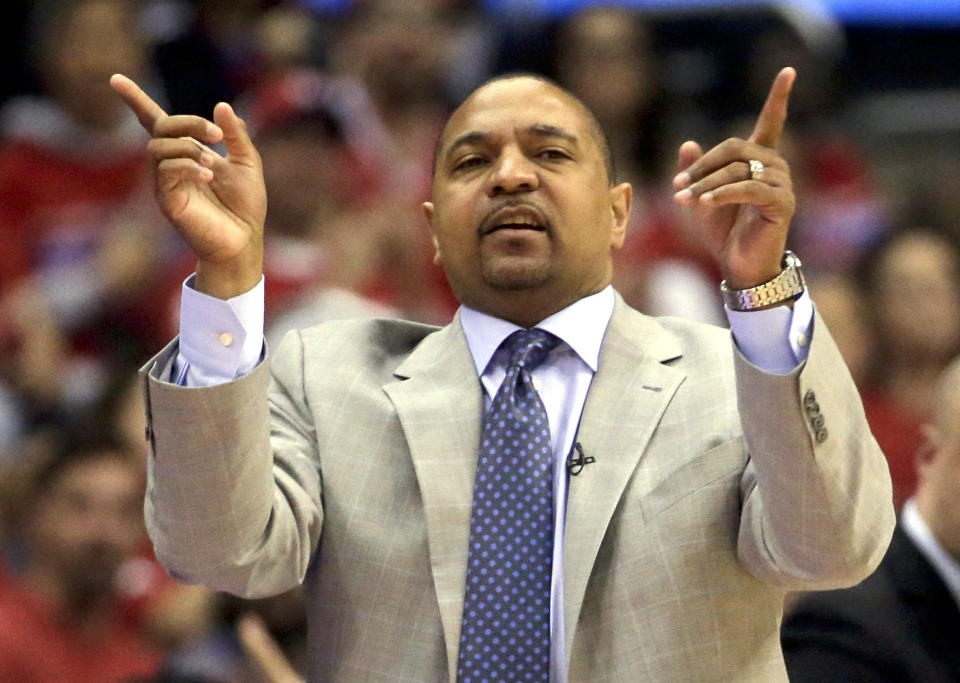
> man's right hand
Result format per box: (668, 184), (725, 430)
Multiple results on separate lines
(110, 74), (267, 299)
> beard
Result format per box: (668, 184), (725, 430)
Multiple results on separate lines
(61, 545), (123, 607)
(480, 253), (553, 290)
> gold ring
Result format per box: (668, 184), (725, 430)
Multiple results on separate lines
(749, 159), (765, 181)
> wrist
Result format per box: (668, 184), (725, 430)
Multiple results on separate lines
(721, 251), (806, 311)
(722, 265), (782, 291)
(195, 248), (263, 300)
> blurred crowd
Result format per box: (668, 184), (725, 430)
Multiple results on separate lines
(0, 0), (958, 680)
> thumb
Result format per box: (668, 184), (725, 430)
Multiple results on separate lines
(213, 102), (258, 164)
(673, 140), (703, 189)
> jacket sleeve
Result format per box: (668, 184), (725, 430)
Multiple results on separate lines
(141, 332), (322, 598)
(733, 309), (895, 590)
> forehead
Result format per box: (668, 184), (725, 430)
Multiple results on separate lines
(441, 79), (591, 151)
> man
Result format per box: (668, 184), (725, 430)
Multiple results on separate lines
(110, 68), (894, 681)
(782, 357), (960, 682)
(0, 443), (161, 681)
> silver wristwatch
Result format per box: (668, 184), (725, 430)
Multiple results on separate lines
(720, 251), (806, 311)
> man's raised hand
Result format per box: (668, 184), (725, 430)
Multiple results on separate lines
(672, 67), (797, 290)
(110, 74), (267, 299)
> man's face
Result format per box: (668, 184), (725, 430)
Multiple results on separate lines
(424, 78), (631, 322)
(260, 124), (344, 236)
(29, 454), (144, 601)
(875, 232), (960, 359)
(43, 0), (146, 129)
(919, 374), (960, 561)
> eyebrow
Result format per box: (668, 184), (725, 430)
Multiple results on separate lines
(527, 124), (578, 145)
(443, 124), (580, 160)
(445, 131), (488, 158)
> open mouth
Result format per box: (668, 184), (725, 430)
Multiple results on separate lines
(481, 206), (549, 235)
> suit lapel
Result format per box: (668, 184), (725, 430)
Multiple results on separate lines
(563, 298), (685, 659)
(382, 301), (688, 677)
(383, 314), (482, 682)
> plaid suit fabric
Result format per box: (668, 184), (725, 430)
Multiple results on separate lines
(141, 297), (894, 682)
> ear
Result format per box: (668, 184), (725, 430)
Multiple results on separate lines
(916, 424), (941, 475)
(422, 201), (442, 265)
(608, 182), (632, 249)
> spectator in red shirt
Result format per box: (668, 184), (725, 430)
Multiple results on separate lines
(0, 441), (162, 682)
(0, 0), (158, 292)
(858, 226), (960, 509)
(0, 0), (174, 437)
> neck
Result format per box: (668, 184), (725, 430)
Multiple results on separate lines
(464, 283), (606, 328)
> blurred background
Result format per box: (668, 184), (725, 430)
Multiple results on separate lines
(0, 0), (958, 680)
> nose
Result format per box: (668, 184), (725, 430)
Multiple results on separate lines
(487, 147), (539, 196)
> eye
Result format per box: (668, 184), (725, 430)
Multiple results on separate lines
(537, 148), (572, 161)
(453, 155), (487, 172)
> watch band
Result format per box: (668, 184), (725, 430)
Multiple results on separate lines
(720, 251), (806, 311)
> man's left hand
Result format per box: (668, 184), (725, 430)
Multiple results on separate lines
(673, 67), (796, 290)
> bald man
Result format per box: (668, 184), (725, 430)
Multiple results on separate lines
(115, 69), (893, 682)
(782, 357), (960, 682)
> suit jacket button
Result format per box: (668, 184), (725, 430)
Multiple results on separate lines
(815, 428), (828, 443)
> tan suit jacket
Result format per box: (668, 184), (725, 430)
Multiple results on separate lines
(141, 295), (894, 681)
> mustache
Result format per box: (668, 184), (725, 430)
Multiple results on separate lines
(478, 199), (551, 236)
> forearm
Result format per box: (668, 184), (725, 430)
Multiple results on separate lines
(141, 338), (322, 597)
(734, 309), (894, 588)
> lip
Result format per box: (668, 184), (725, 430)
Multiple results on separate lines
(480, 205), (550, 236)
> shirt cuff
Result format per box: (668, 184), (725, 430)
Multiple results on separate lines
(173, 275), (265, 386)
(725, 290), (814, 375)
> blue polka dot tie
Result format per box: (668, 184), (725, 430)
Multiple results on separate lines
(457, 328), (560, 682)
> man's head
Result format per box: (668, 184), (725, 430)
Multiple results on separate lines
(862, 227), (960, 362)
(250, 71), (348, 237)
(915, 356), (960, 562)
(32, 0), (147, 130)
(424, 75), (632, 326)
(556, 6), (655, 129)
(24, 443), (144, 606)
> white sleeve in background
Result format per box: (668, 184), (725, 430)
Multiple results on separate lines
(645, 260), (727, 327)
(171, 275), (266, 387)
(725, 290), (814, 375)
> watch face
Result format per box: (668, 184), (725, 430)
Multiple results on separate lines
(782, 250), (802, 269)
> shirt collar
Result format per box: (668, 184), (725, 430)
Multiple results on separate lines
(459, 286), (615, 377)
(901, 498), (960, 608)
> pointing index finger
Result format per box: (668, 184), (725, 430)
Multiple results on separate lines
(110, 73), (167, 135)
(748, 67), (796, 148)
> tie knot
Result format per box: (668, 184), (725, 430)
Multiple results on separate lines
(503, 328), (560, 371)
